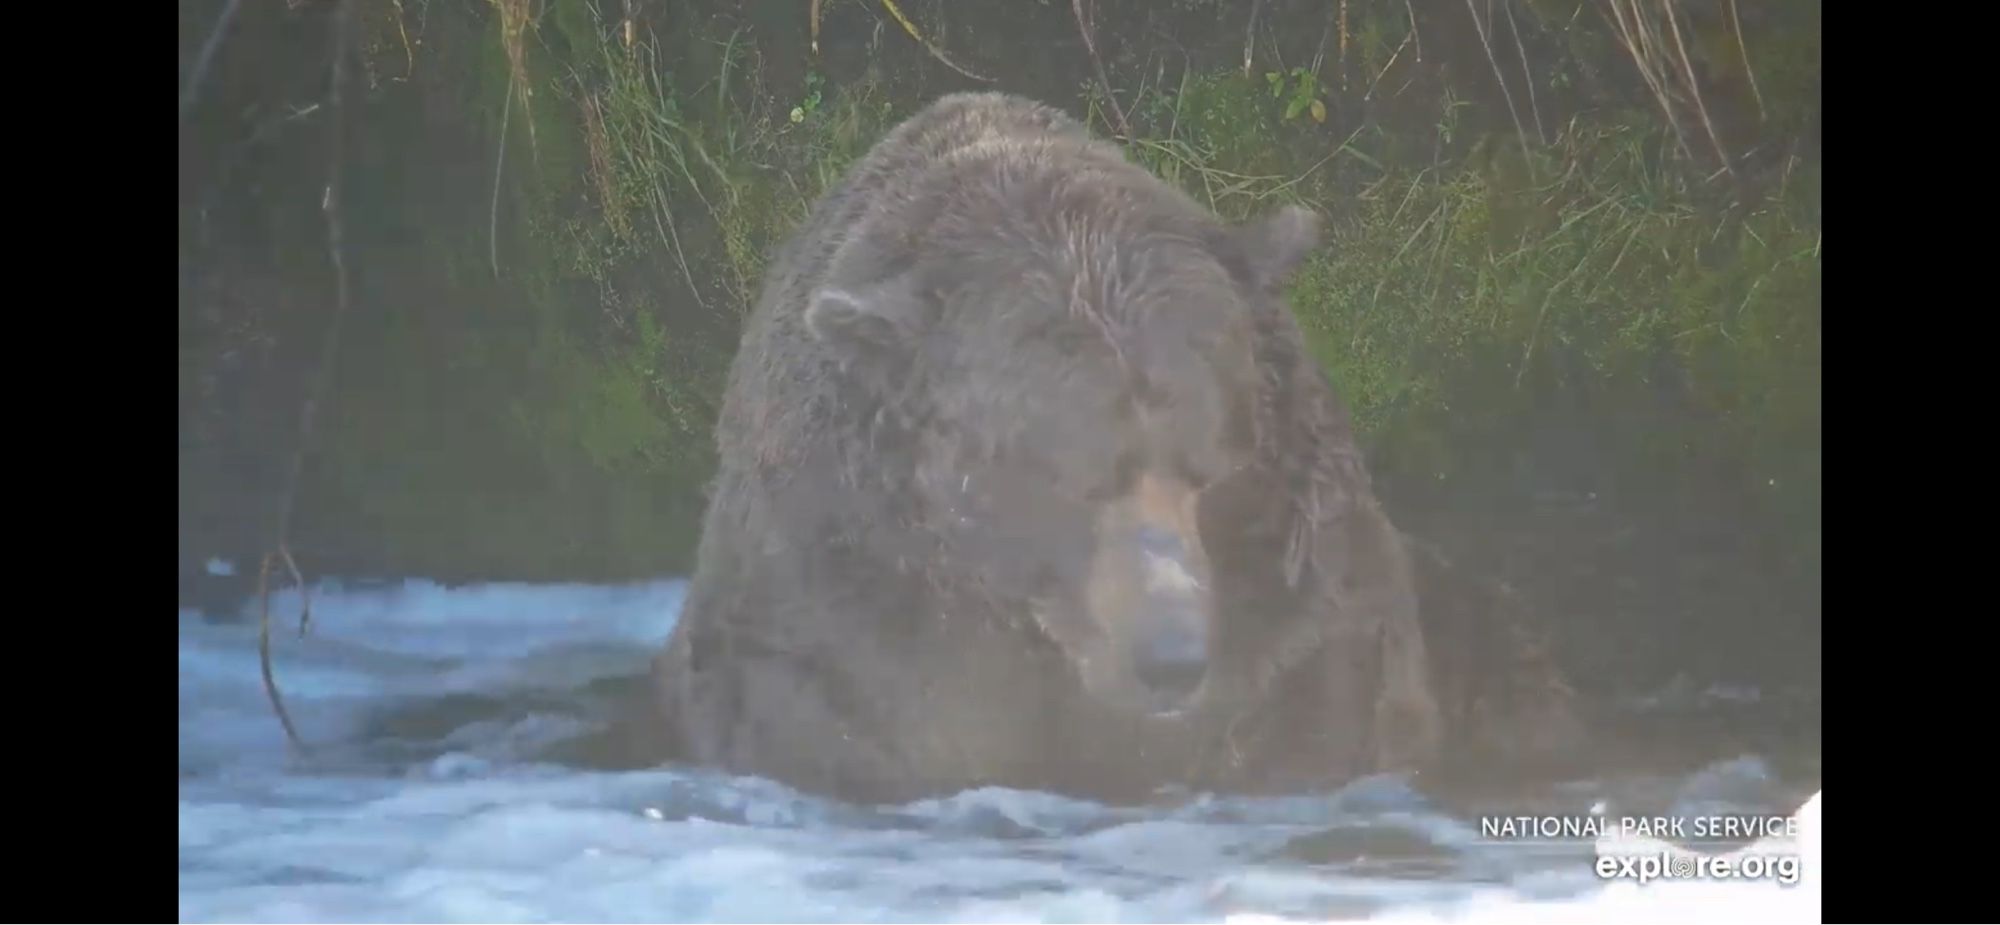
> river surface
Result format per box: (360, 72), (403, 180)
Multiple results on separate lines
(177, 572), (1820, 923)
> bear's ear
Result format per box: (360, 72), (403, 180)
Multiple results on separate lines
(1214, 204), (1323, 293)
(804, 277), (924, 366)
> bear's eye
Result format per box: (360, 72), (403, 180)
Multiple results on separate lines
(1174, 447), (1239, 490)
(1130, 373), (1167, 408)
(1173, 456), (1209, 489)
(1086, 451), (1142, 503)
(1033, 563), (1064, 598)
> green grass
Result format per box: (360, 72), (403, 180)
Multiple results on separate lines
(213, 0), (1816, 584)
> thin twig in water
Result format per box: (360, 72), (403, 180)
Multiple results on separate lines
(879, 0), (992, 82)
(257, 549), (309, 752)
(181, 0), (245, 119)
(810, 0), (823, 55)
(294, 3), (355, 578)
(1074, 0), (1131, 139)
(280, 545), (312, 637)
(258, 0), (359, 753)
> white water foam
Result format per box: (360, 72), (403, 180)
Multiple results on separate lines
(177, 576), (1819, 923)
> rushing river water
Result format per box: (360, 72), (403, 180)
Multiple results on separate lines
(177, 572), (1819, 923)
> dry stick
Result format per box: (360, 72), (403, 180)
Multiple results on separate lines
(195, 103), (325, 247)
(1074, 0), (1131, 140)
(1464, 0), (1537, 173)
(1242, 0), (1263, 78)
(391, 0), (416, 79)
(1304, 0), (1336, 78)
(1338, 0), (1350, 92)
(1622, 0), (1665, 79)
(1517, 220), (1623, 387)
(651, 185), (711, 316)
(1724, 0), (1765, 122)
(1601, 0), (1694, 163)
(257, 550), (308, 751)
(1261, 17), (1289, 77)
(810, 0), (823, 55)
(878, 0), (992, 82)
(1500, 0), (1545, 144)
(1403, 0), (1424, 62)
(1269, 125), (1365, 198)
(1308, 3), (1329, 77)
(1364, 33), (1413, 103)
(494, 0), (539, 162)
(1633, 3), (1688, 134)
(629, 73), (714, 316)
(259, 0), (359, 753)
(279, 545), (312, 636)
(1660, 0), (1734, 180)
(491, 77), (512, 279)
(1631, 1), (1709, 169)
(181, 0), (245, 118)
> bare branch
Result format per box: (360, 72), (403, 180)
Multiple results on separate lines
(1725, 0), (1766, 121)
(257, 0), (358, 751)
(1075, 0), (1132, 139)
(257, 550), (310, 753)
(880, 0), (993, 83)
(1465, 0), (1537, 173)
(1500, 0), (1546, 144)
(181, 0), (245, 119)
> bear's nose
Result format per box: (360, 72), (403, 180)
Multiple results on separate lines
(1125, 520), (1210, 711)
(1135, 525), (1183, 558)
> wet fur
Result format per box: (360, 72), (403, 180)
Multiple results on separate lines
(646, 92), (1579, 804)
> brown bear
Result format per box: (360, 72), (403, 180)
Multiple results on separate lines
(645, 91), (1580, 804)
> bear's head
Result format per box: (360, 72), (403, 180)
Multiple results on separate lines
(804, 154), (1330, 722)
